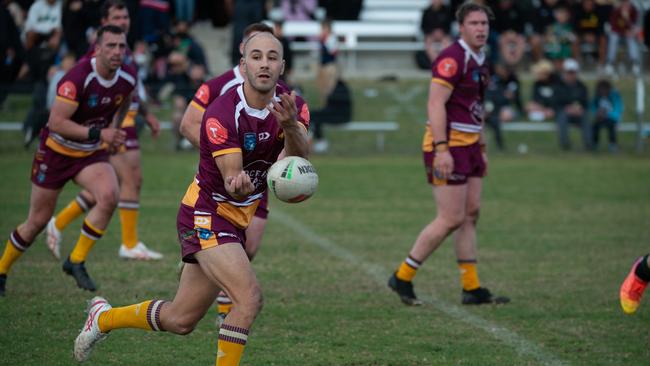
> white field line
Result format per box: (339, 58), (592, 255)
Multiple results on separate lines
(271, 209), (569, 366)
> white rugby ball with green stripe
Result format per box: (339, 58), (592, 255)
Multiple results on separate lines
(267, 156), (318, 203)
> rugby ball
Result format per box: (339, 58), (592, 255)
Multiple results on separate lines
(267, 156), (318, 203)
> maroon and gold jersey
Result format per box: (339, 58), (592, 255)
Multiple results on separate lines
(181, 83), (310, 229)
(423, 39), (489, 151)
(190, 66), (244, 113)
(45, 57), (137, 157)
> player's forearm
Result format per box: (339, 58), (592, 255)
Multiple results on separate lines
(428, 101), (447, 143)
(282, 123), (309, 158)
(48, 116), (95, 141)
(179, 107), (202, 147)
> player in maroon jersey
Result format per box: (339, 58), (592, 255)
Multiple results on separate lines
(179, 22), (276, 324)
(73, 32), (310, 366)
(0, 25), (135, 296)
(46, 0), (163, 262)
(389, 2), (509, 306)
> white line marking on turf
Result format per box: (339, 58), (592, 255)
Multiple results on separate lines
(272, 209), (569, 366)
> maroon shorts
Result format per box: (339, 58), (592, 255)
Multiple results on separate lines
(31, 141), (110, 190)
(121, 126), (139, 151)
(254, 190), (269, 219)
(423, 143), (485, 186)
(176, 204), (246, 263)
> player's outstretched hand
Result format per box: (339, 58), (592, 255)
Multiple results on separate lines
(268, 90), (297, 129)
(225, 171), (255, 200)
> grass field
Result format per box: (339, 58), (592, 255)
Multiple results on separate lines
(1, 78), (649, 365)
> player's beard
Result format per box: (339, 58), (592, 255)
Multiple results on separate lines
(248, 72), (278, 94)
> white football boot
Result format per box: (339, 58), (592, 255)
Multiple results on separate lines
(45, 217), (61, 259)
(118, 242), (163, 260)
(74, 296), (111, 362)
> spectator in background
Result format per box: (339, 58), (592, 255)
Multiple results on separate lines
(320, 0), (361, 20)
(280, 0), (316, 21)
(311, 78), (352, 153)
(317, 18), (338, 107)
(420, 0), (453, 65)
(171, 20), (207, 71)
(22, 0), (62, 147)
(572, 0), (607, 69)
(139, 0), (170, 45)
(174, 0), (194, 22)
(553, 58), (591, 151)
(229, 0), (264, 66)
(525, 59), (557, 122)
(491, 0), (526, 66)
(484, 63), (522, 151)
(62, 0), (102, 58)
(591, 79), (622, 153)
(0, 2), (24, 107)
(21, 52), (75, 147)
(530, 0), (561, 61)
(605, 0), (641, 76)
(544, 4), (575, 69)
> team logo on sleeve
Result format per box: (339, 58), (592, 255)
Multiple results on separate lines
(58, 81), (77, 100)
(195, 84), (210, 105)
(205, 118), (228, 145)
(437, 57), (458, 78)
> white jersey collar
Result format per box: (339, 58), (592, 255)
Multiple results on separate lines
(458, 39), (486, 66)
(236, 84), (279, 120)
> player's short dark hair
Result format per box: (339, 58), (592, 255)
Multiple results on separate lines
(101, 0), (127, 20)
(243, 23), (274, 38)
(96, 24), (125, 44)
(455, 1), (494, 24)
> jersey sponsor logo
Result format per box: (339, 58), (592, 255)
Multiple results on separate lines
(58, 81), (77, 100)
(194, 216), (210, 226)
(217, 232), (239, 239)
(258, 132), (271, 141)
(299, 103), (310, 124)
(205, 118), (228, 145)
(196, 84), (210, 105)
(196, 228), (214, 241)
(244, 132), (256, 151)
(437, 57), (458, 78)
(469, 101), (484, 123)
(101, 96), (112, 105)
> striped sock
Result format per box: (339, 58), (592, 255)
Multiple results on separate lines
(118, 201), (139, 249)
(69, 220), (105, 263)
(217, 324), (248, 366)
(396, 255), (421, 282)
(55, 194), (92, 231)
(458, 260), (480, 291)
(98, 299), (166, 332)
(0, 230), (31, 275)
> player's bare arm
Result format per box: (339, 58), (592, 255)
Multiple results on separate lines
(139, 104), (160, 138)
(268, 91), (309, 158)
(428, 82), (453, 180)
(48, 97), (124, 149)
(179, 103), (203, 147)
(215, 153), (255, 200)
